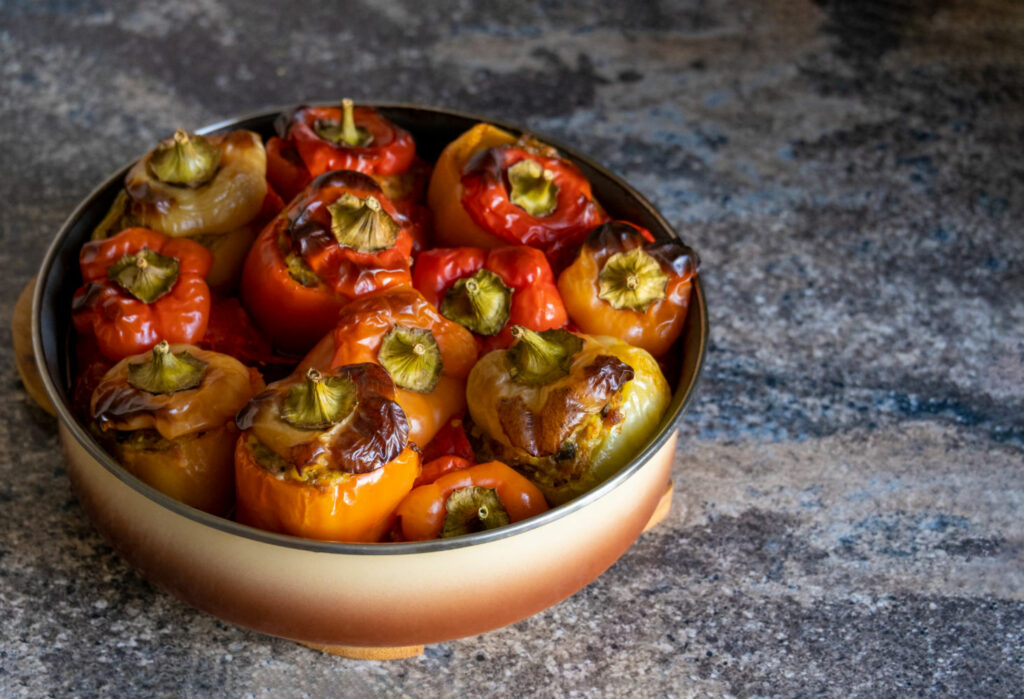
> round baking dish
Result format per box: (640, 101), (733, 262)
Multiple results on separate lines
(32, 104), (707, 650)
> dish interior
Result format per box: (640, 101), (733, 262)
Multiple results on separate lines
(33, 104), (708, 555)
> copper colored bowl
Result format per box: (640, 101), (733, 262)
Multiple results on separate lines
(33, 105), (708, 649)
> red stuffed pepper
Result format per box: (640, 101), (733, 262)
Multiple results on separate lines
(240, 170), (415, 354)
(412, 244), (568, 352)
(72, 227), (213, 361)
(429, 124), (607, 270)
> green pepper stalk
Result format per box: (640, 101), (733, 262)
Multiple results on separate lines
(377, 325), (444, 393)
(507, 159), (559, 217)
(505, 326), (583, 387)
(315, 98), (373, 147)
(281, 368), (358, 430)
(148, 129), (222, 187)
(440, 269), (513, 336)
(127, 341), (208, 394)
(440, 486), (510, 538)
(328, 192), (401, 252)
(597, 247), (669, 312)
(107, 248), (181, 304)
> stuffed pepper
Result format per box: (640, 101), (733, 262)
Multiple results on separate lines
(305, 288), (478, 448)
(72, 227), (213, 361)
(90, 341), (264, 516)
(92, 128), (269, 291)
(466, 327), (670, 505)
(395, 461), (549, 540)
(412, 245), (568, 352)
(268, 100), (430, 249)
(234, 364), (420, 543)
(428, 123), (608, 270)
(240, 170), (415, 354)
(558, 221), (699, 357)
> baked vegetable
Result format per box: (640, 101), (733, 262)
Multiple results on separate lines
(412, 244), (568, 352)
(90, 342), (264, 515)
(239, 170), (414, 354)
(312, 288), (479, 448)
(72, 227), (213, 361)
(429, 123), (607, 269)
(558, 221), (699, 357)
(234, 364), (420, 542)
(466, 327), (670, 505)
(395, 461), (548, 540)
(93, 129), (268, 290)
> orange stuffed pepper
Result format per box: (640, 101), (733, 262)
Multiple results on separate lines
(557, 221), (699, 357)
(234, 364), (420, 543)
(302, 287), (477, 448)
(91, 341), (264, 516)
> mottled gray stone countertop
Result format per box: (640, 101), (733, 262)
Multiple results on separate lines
(3, 1), (1022, 696)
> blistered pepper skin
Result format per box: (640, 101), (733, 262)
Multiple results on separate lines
(239, 170), (414, 354)
(72, 228), (213, 361)
(466, 333), (671, 505)
(91, 344), (264, 516)
(320, 288), (478, 448)
(413, 245), (568, 351)
(277, 104), (417, 177)
(558, 221), (699, 357)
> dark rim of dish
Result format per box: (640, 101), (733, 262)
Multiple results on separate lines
(33, 102), (709, 555)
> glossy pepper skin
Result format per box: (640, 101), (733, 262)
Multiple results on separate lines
(91, 130), (269, 292)
(305, 288), (478, 448)
(413, 244), (569, 352)
(428, 123), (607, 270)
(428, 123), (518, 250)
(234, 363), (420, 543)
(467, 331), (671, 506)
(91, 344), (264, 516)
(460, 143), (608, 270)
(558, 221), (699, 357)
(276, 104), (416, 178)
(395, 461), (549, 541)
(72, 228), (213, 361)
(239, 170), (414, 354)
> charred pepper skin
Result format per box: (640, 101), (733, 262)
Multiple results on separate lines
(466, 331), (671, 506)
(90, 343), (264, 516)
(239, 170), (414, 354)
(233, 363), (420, 543)
(72, 227), (213, 361)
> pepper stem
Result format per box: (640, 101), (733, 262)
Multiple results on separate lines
(508, 159), (559, 217)
(127, 341), (208, 394)
(377, 325), (443, 393)
(328, 192), (400, 252)
(441, 486), (510, 538)
(281, 368), (358, 430)
(597, 247), (669, 312)
(506, 326), (583, 387)
(107, 247), (180, 304)
(440, 269), (512, 336)
(315, 99), (373, 147)
(148, 128), (221, 187)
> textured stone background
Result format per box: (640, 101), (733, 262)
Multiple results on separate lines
(3, 0), (1023, 696)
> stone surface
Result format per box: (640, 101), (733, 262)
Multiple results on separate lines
(2, 0), (1023, 696)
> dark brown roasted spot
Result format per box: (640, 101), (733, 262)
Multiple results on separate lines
(497, 354), (634, 457)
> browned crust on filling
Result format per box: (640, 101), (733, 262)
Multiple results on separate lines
(497, 354), (634, 457)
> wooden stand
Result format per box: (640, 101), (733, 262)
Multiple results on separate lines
(12, 277), (674, 660)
